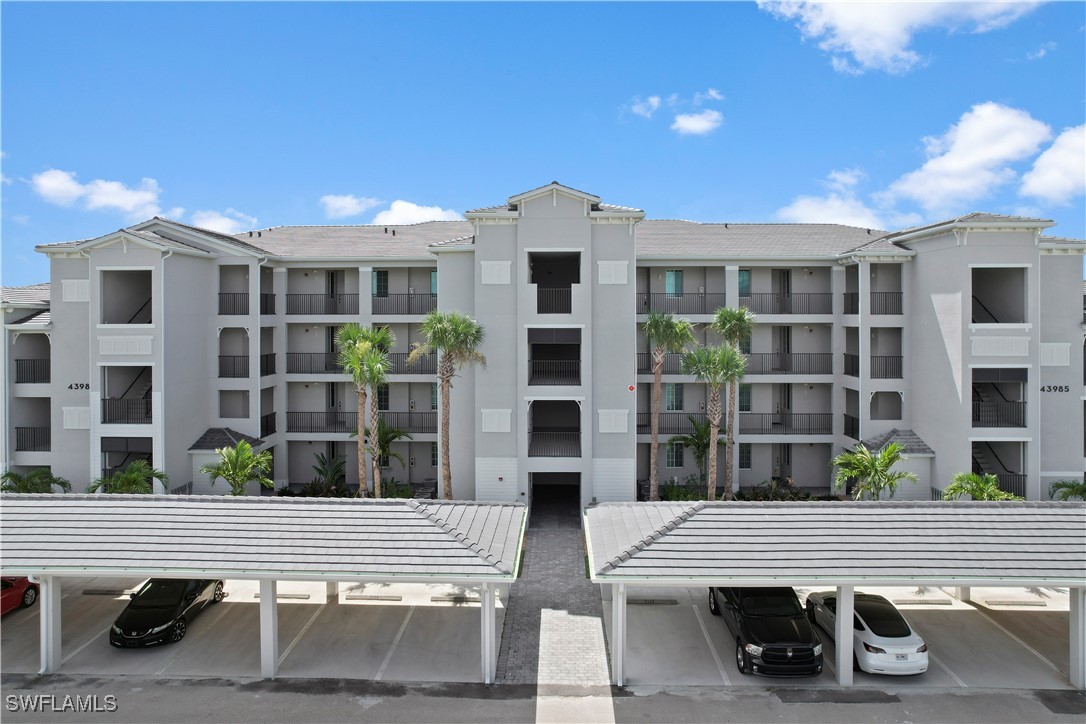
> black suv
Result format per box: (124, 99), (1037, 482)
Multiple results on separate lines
(709, 586), (823, 677)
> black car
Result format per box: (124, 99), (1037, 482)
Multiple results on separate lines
(110, 579), (224, 648)
(709, 586), (823, 677)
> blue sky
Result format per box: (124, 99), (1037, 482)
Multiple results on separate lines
(3, 1), (1084, 286)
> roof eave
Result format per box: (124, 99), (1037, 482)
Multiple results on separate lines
(0, 565), (518, 584)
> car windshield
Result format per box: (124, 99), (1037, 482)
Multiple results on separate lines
(131, 580), (187, 608)
(741, 591), (802, 616)
(857, 600), (911, 637)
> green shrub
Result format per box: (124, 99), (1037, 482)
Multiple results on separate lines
(660, 483), (704, 501)
(381, 478), (416, 498)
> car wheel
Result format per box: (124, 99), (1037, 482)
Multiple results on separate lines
(735, 640), (751, 675)
(169, 619), (187, 643)
(211, 582), (224, 604)
(21, 586), (38, 608)
(708, 588), (720, 616)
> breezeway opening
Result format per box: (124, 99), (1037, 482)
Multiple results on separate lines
(530, 473), (581, 528)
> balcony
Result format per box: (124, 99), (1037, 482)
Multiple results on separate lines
(871, 292), (903, 315)
(870, 355), (903, 379)
(537, 288), (572, 314)
(740, 293), (831, 315)
(972, 402), (1026, 428)
(218, 293), (249, 315)
(529, 360), (581, 386)
(15, 426), (50, 451)
(260, 353), (276, 376)
(286, 353), (344, 374)
(219, 355), (250, 378)
(739, 413), (832, 435)
(260, 293), (275, 315)
(260, 412), (276, 437)
(286, 411), (358, 433)
(14, 359), (50, 384)
(637, 292), (727, 315)
(636, 352), (683, 375)
(746, 353), (832, 375)
(636, 412), (708, 435)
(379, 411), (437, 434)
(843, 414), (859, 440)
(372, 293), (437, 315)
(101, 398), (152, 425)
(528, 430), (581, 457)
(285, 294), (359, 315)
(389, 352), (436, 375)
(995, 474), (1027, 498)
(843, 293), (859, 314)
(843, 353), (860, 377)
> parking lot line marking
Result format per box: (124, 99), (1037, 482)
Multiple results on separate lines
(374, 605), (415, 682)
(928, 652), (967, 687)
(970, 605), (1063, 675)
(155, 603), (233, 676)
(62, 628), (107, 664)
(278, 604), (326, 666)
(692, 604), (731, 686)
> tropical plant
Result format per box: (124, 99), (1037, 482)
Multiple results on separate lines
(1049, 478), (1086, 501)
(736, 478), (812, 502)
(363, 419), (413, 472)
(311, 452), (347, 489)
(87, 459), (167, 494)
(660, 483), (704, 501)
(831, 442), (918, 500)
(644, 312), (696, 502)
(681, 344), (746, 500)
(337, 324), (395, 497)
(942, 472), (1023, 501)
(360, 329), (395, 497)
(408, 311), (486, 500)
(200, 440), (274, 496)
(381, 477), (416, 499)
(0, 468), (71, 494)
(709, 306), (756, 501)
(668, 416), (717, 483)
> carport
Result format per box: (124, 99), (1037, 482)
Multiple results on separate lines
(584, 501), (1086, 689)
(0, 494), (526, 684)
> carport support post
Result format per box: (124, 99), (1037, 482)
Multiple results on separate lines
(259, 580), (279, 679)
(834, 585), (854, 686)
(38, 576), (62, 674)
(611, 583), (627, 686)
(1071, 587), (1085, 690)
(326, 581), (338, 604)
(480, 582), (496, 684)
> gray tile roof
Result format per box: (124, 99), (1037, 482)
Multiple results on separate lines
(635, 220), (889, 258)
(860, 429), (935, 456)
(880, 212), (1055, 243)
(0, 494), (527, 580)
(585, 501), (1086, 585)
(234, 221), (473, 258)
(10, 310), (50, 326)
(1, 283), (50, 305)
(188, 428), (265, 451)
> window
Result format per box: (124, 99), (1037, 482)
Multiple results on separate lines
(379, 452), (390, 468)
(430, 271), (438, 295)
(666, 442), (684, 468)
(372, 270), (389, 298)
(740, 332), (751, 355)
(665, 270), (683, 297)
(431, 442), (439, 467)
(739, 383), (751, 412)
(431, 382), (438, 410)
(377, 384), (389, 411)
(665, 383), (683, 411)
(739, 443), (751, 470)
(738, 269), (751, 297)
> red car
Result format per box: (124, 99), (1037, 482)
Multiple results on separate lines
(1, 577), (39, 615)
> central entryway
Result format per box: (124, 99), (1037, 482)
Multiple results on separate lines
(529, 473), (581, 529)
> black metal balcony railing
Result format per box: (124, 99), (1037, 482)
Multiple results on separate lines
(389, 352), (436, 375)
(285, 294), (359, 315)
(997, 474), (1027, 498)
(746, 353), (832, 375)
(379, 411), (437, 434)
(537, 288), (572, 314)
(843, 353), (860, 377)
(871, 291), (903, 315)
(218, 292), (249, 315)
(15, 426), (50, 451)
(636, 412), (709, 435)
(636, 352), (684, 375)
(286, 352), (344, 374)
(843, 293), (859, 314)
(14, 358), (50, 383)
(972, 401), (1026, 428)
(870, 355), (903, 379)
(636, 292), (727, 315)
(843, 414), (859, 440)
(371, 293), (437, 315)
(101, 398), (152, 424)
(529, 360), (581, 386)
(286, 411), (358, 433)
(738, 413), (832, 435)
(260, 293), (275, 315)
(260, 353), (276, 376)
(260, 412), (276, 437)
(528, 430), (581, 457)
(218, 355), (250, 378)
(740, 293), (832, 315)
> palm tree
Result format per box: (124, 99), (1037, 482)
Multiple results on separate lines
(831, 442), (918, 500)
(361, 345), (393, 498)
(0, 468), (71, 494)
(336, 324), (395, 496)
(668, 416), (718, 484)
(408, 311), (485, 500)
(364, 419), (414, 472)
(311, 452), (347, 488)
(644, 312), (696, 501)
(1050, 478), (1086, 501)
(200, 440), (274, 496)
(87, 459), (167, 494)
(710, 306), (756, 500)
(681, 344), (746, 500)
(942, 472), (1023, 501)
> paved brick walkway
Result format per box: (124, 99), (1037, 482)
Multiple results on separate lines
(495, 487), (610, 685)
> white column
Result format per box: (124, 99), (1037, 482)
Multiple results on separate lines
(611, 582), (627, 686)
(600, 583), (612, 602)
(1070, 587), (1085, 690)
(326, 581), (338, 603)
(38, 576), (63, 674)
(259, 580), (279, 678)
(479, 583), (496, 684)
(834, 585), (854, 685)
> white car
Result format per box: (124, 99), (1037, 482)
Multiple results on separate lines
(805, 591), (928, 675)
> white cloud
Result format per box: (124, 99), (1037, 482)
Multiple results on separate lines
(371, 200), (463, 226)
(163, 207), (186, 220)
(1020, 124), (1086, 205)
(693, 88), (724, 106)
(670, 110), (723, 136)
(1, 174), (12, 186)
(630, 96), (662, 119)
(320, 193), (382, 219)
(776, 168), (886, 228)
(31, 169), (162, 219)
(12, 215), (30, 225)
(879, 102), (1051, 214)
(191, 208), (258, 235)
(1026, 41), (1056, 60)
(759, 1), (1041, 74)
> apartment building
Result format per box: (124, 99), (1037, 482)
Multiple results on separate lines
(3, 182), (1083, 503)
